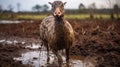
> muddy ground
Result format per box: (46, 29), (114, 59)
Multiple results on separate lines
(0, 19), (120, 67)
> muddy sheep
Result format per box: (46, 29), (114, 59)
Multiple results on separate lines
(39, 0), (74, 67)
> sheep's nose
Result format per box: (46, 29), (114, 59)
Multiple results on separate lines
(55, 11), (60, 15)
(54, 7), (61, 16)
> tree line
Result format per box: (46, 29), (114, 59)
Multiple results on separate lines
(0, 0), (119, 13)
(0, 0), (120, 19)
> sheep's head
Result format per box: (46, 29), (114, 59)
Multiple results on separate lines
(49, 1), (66, 17)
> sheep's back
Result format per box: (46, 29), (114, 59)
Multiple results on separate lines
(40, 16), (55, 45)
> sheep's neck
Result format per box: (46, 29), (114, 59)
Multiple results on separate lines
(55, 16), (65, 26)
(55, 16), (66, 42)
(55, 16), (64, 22)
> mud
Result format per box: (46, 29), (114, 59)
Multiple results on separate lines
(13, 49), (95, 67)
(0, 19), (120, 67)
(70, 19), (120, 67)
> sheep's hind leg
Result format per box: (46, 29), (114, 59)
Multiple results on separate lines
(53, 50), (63, 67)
(66, 48), (70, 67)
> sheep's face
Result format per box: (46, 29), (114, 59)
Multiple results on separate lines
(49, 1), (66, 17)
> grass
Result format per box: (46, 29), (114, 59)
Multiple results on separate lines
(17, 14), (47, 20)
(65, 14), (90, 19)
(18, 14), (118, 20)
(0, 13), (120, 20)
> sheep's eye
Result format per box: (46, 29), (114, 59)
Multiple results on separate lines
(61, 4), (64, 7)
(60, 5), (64, 9)
(52, 5), (54, 7)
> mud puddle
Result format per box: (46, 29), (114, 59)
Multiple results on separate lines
(0, 37), (95, 67)
(0, 39), (25, 45)
(0, 36), (40, 46)
(0, 20), (34, 24)
(13, 46), (95, 67)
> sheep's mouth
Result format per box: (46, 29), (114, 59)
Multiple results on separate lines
(54, 14), (64, 18)
(55, 15), (61, 17)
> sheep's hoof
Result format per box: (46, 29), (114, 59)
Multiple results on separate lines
(58, 62), (63, 67)
(47, 57), (50, 64)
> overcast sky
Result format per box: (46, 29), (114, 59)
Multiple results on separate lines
(0, 0), (118, 12)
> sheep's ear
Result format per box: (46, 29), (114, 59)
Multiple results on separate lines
(63, 2), (67, 5)
(48, 2), (52, 5)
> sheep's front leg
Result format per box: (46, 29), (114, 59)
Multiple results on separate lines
(46, 44), (50, 64)
(53, 50), (63, 67)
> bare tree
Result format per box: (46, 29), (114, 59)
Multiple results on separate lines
(32, 4), (42, 12)
(17, 3), (21, 12)
(106, 0), (120, 19)
(88, 3), (96, 9)
(88, 3), (97, 19)
(106, 0), (116, 19)
(79, 3), (86, 9)
(0, 5), (2, 17)
(106, 0), (112, 8)
(116, 0), (120, 7)
(113, 4), (119, 19)
(8, 4), (14, 12)
(42, 4), (49, 12)
(106, 1), (116, 7)
(0, 5), (2, 12)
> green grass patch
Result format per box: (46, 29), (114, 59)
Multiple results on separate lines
(65, 14), (112, 19)
(65, 14), (90, 19)
(18, 14), (112, 20)
(0, 13), (120, 20)
(17, 14), (47, 20)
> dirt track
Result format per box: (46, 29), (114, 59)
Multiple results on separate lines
(0, 19), (120, 67)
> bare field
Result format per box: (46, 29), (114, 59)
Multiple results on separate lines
(0, 19), (120, 67)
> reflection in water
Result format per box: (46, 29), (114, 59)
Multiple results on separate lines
(25, 43), (41, 49)
(14, 50), (95, 67)
(0, 38), (95, 67)
(0, 20), (25, 24)
(0, 20), (34, 24)
(14, 51), (56, 67)
(0, 39), (25, 45)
